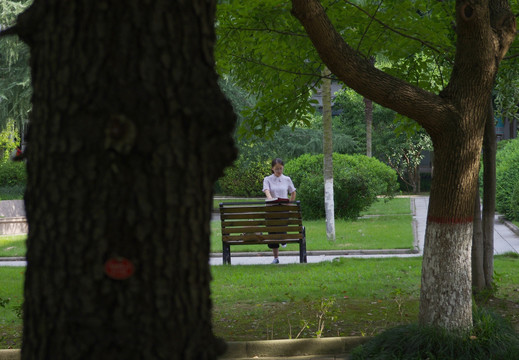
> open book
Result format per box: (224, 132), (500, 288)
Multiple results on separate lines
(265, 197), (290, 203)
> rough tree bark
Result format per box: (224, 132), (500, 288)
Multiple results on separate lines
(364, 96), (373, 158)
(322, 67), (335, 241)
(15, 1), (235, 359)
(472, 189), (486, 291)
(291, 0), (516, 330)
(472, 100), (497, 293)
(364, 57), (375, 158)
(482, 99), (497, 289)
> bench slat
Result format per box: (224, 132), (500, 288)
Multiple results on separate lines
(221, 219), (302, 227)
(223, 234), (303, 242)
(220, 212), (302, 220)
(224, 239), (302, 245)
(220, 205), (300, 214)
(222, 225), (303, 235)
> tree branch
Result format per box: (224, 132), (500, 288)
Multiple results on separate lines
(0, 26), (19, 38)
(291, 0), (454, 135)
(219, 25), (309, 38)
(355, 1), (382, 55)
(225, 53), (332, 80)
(343, 0), (447, 55)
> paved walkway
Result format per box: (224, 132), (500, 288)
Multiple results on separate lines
(209, 196), (519, 266)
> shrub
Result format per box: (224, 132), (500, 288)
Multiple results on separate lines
(0, 185), (25, 200)
(284, 153), (398, 220)
(0, 120), (19, 162)
(217, 157), (269, 197)
(495, 139), (519, 221)
(350, 308), (519, 360)
(0, 161), (26, 187)
(511, 181), (519, 221)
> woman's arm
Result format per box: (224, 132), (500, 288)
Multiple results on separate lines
(290, 191), (296, 202)
(264, 189), (273, 199)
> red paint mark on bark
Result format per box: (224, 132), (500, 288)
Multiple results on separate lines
(427, 216), (473, 224)
(104, 257), (135, 280)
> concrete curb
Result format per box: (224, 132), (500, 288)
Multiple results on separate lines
(220, 337), (371, 359)
(0, 350), (20, 360)
(498, 216), (519, 237)
(0, 217), (27, 236)
(209, 249), (418, 259)
(1, 249), (418, 263)
(0, 257), (25, 262)
(0, 338), (371, 360)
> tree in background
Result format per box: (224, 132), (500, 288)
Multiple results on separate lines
(322, 67), (335, 240)
(383, 130), (432, 194)
(291, 0), (516, 330)
(334, 89), (432, 193)
(0, 0), (31, 142)
(474, 58), (519, 292)
(216, 0), (320, 137)
(216, 0), (453, 202)
(217, 76), (357, 198)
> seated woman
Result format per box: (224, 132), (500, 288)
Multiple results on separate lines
(262, 158), (296, 264)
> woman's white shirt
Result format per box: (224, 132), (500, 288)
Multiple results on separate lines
(262, 174), (296, 199)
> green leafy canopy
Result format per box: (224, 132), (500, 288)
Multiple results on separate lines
(0, 0), (33, 136)
(216, 0), (457, 137)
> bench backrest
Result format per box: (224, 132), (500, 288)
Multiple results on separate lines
(219, 201), (304, 245)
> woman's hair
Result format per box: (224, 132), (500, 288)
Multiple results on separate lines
(271, 158), (284, 173)
(271, 158), (284, 167)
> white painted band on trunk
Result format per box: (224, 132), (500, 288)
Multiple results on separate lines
(419, 221), (473, 330)
(324, 178), (335, 241)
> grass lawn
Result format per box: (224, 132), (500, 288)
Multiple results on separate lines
(0, 236), (27, 257)
(211, 257), (422, 341)
(359, 197), (411, 216)
(211, 198), (413, 252)
(0, 267), (24, 349)
(210, 255), (519, 341)
(0, 255), (517, 348)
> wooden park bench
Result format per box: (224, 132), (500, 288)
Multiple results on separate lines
(219, 201), (307, 265)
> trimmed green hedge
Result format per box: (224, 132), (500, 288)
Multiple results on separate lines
(496, 139), (519, 221)
(217, 158), (269, 197)
(0, 161), (26, 187)
(285, 153), (399, 220)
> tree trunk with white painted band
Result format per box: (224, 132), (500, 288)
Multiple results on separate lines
(322, 67), (335, 241)
(291, 0), (516, 333)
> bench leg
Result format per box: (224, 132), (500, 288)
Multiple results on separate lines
(299, 240), (307, 263)
(223, 243), (231, 265)
(299, 227), (307, 263)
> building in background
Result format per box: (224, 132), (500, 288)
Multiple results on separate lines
(496, 117), (518, 141)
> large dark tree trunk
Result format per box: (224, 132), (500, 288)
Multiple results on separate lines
(17, 1), (236, 358)
(291, 0), (516, 330)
